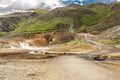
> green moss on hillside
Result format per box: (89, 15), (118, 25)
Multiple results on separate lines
(98, 39), (117, 44)
(1, 2), (119, 35)
(0, 32), (7, 36)
(14, 17), (73, 32)
(66, 38), (90, 45)
(80, 3), (113, 32)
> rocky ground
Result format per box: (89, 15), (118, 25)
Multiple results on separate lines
(0, 32), (120, 80)
(0, 56), (120, 80)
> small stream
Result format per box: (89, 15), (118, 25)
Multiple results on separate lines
(74, 53), (120, 62)
(105, 60), (120, 63)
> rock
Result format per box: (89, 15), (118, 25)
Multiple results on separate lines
(51, 32), (74, 44)
(76, 33), (95, 39)
(55, 23), (69, 31)
(0, 49), (29, 55)
(93, 55), (107, 61)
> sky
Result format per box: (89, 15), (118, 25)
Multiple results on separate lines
(0, 0), (63, 15)
(0, 0), (119, 15)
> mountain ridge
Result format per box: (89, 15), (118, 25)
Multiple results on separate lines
(0, 2), (120, 35)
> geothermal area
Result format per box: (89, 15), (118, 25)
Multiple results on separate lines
(0, 1), (120, 79)
(0, 32), (120, 80)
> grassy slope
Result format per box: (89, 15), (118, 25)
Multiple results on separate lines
(83, 4), (111, 25)
(81, 3), (112, 32)
(1, 2), (119, 34)
(95, 25), (120, 45)
(90, 2), (120, 32)
(15, 3), (112, 33)
(14, 17), (73, 32)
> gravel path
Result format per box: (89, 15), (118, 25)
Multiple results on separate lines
(0, 55), (120, 80)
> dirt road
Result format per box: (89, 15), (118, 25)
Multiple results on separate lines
(0, 55), (120, 80)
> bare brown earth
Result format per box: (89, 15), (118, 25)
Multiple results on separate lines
(101, 60), (120, 69)
(0, 56), (120, 80)
(0, 32), (120, 80)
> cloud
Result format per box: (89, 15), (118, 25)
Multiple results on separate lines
(0, 0), (16, 8)
(0, 0), (63, 15)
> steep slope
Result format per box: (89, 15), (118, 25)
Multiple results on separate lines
(0, 2), (120, 35)
(13, 3), (113, 33)
(0, 12), (38, 34)
(89, 2), (120, 33)
(95, 25), (120, 45)
(0, 9), (49, 35)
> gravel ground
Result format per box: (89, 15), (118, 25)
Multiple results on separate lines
(0, 55), (120, 80)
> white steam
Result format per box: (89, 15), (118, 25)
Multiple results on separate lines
(10, 41), (50, 54)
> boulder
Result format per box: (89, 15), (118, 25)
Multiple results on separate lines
(93, 55), (107, 61)
(51, 32), (74, 44)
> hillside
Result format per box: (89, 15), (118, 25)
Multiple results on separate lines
(0, 2), (120, 35)
(15, 3), (113, 33)
(95, 25), (120, 46)
(0, 1), (120, 80)
(0, 11), (38, 35)
(90, 2), (120, 33)
(0, 9), (49, 35)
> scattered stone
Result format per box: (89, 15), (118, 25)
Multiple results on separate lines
(93, 55), (107, 61)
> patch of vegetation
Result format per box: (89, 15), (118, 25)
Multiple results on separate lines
(66, 38), (90, 45)
(0, 32), (7, 36)
(14, 17), (73, 33)
(98, 39), (117, 44)
(1, 2), (120, 35)
(81, 3), (113, 32)
(88, 3), (120, 32)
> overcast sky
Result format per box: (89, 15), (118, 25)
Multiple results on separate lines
(0, 0), (119, 15)
(0, 0), (63, 15)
